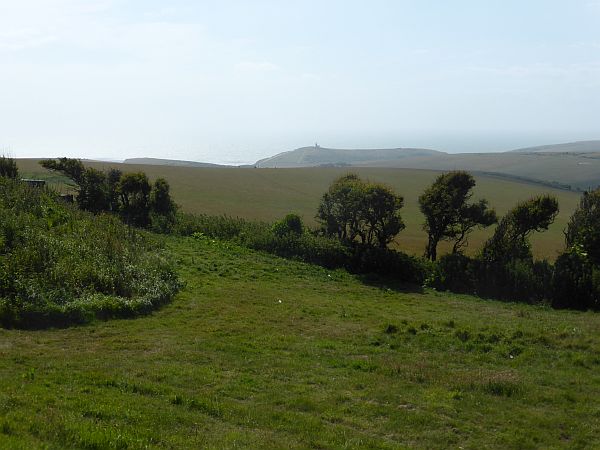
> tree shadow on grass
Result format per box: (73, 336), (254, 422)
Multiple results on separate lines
(356, 273), (425, 294)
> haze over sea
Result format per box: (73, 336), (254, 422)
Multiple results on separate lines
(2, 0), (599, 164)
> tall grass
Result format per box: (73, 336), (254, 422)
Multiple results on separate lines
(0, 178), (180, 328)
(174, 212), (427, 284)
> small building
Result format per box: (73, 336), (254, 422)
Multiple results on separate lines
(21, 179), (46, 188)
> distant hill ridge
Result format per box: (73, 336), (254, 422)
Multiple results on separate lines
(123, 158), (227, 168)
(253, 140), (600, 190)
(509, 140), (600, 153)
(255, 146), (444, 168)
(116, 140), (600, 190)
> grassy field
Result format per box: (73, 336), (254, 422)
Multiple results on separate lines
(1, 235), (599, 448)
(17, 159), (581, 260)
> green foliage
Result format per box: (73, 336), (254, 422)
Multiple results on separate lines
(174, 212), (426, 282)
(118, 172), (152, 227)
(40, 157), (85, 184)
(106, 168), (122, 212)
(176, 212), (350, 269)
(419, 171), (496, 261)
(39, 159), (177, 232)
(272, 213), (303, 237)
(150, 178), (177, 216)
(428, 253), (476, 294)
(78, 167), (109, 213)
(348, 244), (428, 285)
(317, 174), (405, 248)
(552, 251), (600, 310)
(473, 258), (554, 303)
(0, 156), (18, 179)
(565, 188), (600, 265)
(552, 189), (600, 310)
(431, 253), (555, 304)
(431, 195), (558, 304)
(482, 195), (559, 263)
(0, 178), (180, 328)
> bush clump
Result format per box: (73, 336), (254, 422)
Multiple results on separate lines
(0, 178), (180, 329)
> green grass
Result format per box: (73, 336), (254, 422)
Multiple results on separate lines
(17, 160), (581, 260)
(1, 235), (600, 448)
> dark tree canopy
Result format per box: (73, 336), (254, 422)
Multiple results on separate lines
(0, 156), (19, 179)
(149, 178), (176, 215)
(106, 168), (123, 212)
(419, 171), (496, 261)
(451, 199), (498, 254)
(38, 158), (177, 231)
(78, 168), (109, 213)
(148, 178), (178, 232)
(272, 213), (303, 237)
(118, 172), (152, 227)
(565, 188), (600, 265)
(360, 183), (405, 248)
(482, 195), (559, 263)
(317, 174), (404, 248)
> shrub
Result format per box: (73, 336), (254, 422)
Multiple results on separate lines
(430, 253), (553, 304)
(428, 253), (475, 294)
(470, 258), (553, 303)
(552, 252), (600, 310)
(0, 156), (18, 179)
(348, 244), (428, 285)
(317, 174), (405, 248)
(0, 178), (180, 328)
(272, 213), (303, 237)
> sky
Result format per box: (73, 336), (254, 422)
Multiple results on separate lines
(1, 0), (600, 164)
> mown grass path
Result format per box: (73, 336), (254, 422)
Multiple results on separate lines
(1, 236), (600, 448)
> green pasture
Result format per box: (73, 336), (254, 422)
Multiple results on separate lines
(1, 236), (599, 448)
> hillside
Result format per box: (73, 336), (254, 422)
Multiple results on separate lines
(123, 158), (228, 168)
(16, 160), (581, 260)
(255, 146), (443, 168)
(1, 235), (600, 448)
(509, 140), (600, 153)
(255, 143), (600, 190)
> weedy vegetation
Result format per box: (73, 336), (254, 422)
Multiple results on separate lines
(0, 177), (180, 328)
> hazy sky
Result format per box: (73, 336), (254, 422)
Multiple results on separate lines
(2, 0), (600, 164)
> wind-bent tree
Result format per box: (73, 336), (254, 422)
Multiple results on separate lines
(41, 158), (85, 184)
(481, 195), (559, 263)
(419, 171), (496, 261)
(317, 174), (404, 248)
(451, 199), (498, 254)
(0, 156), (19, 179)
(39, 158), (177, 231)
(41, 158), (110, 212)
(565, 188), (600, 265)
